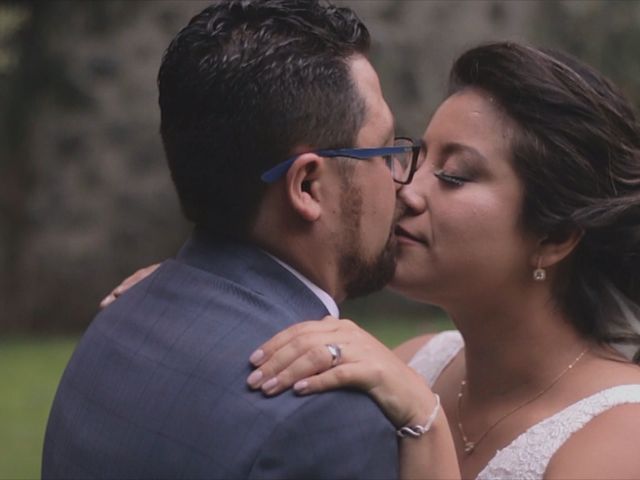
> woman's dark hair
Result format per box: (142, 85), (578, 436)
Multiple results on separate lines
(449, 42), (640, 362)
(158, 0), (369, 237)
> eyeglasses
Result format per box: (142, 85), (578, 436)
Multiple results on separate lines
(260, 136), (422, 185)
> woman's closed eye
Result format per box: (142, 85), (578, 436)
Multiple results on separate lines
(434, 169), (469, 186)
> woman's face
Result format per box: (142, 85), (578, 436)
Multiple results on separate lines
(390, 88), (540, 308)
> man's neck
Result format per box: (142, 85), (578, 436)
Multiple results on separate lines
(255, 238), (345, 303)
(264, 252), (340, 317)
(248, 189), (347, 303)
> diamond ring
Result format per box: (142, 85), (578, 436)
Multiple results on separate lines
(326, 344), (342, 367)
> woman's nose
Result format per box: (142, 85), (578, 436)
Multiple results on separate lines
(397, 180), (428, 214)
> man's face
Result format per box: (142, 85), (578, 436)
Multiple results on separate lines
(336, 56), (399, 299)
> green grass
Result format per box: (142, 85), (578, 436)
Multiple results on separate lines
(0, 312), (452, 479)
(0, 336), (78, 479)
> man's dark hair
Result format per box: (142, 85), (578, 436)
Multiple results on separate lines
(449, 42), (640, 362)
(158, 0), (370, 237)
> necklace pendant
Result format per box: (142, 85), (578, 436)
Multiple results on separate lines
(464, 442), (476, 455)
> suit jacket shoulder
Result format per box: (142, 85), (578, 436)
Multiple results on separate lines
(249, 389), (398, 479)
(43, 234), (398, 479)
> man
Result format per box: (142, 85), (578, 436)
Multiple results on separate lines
(43, 1), (421, 478)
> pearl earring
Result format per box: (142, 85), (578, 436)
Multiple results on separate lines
(533, 257), (546, 281)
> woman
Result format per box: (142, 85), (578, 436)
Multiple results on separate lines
(105, 42), (640, 478)
(243, 42), (640, 478)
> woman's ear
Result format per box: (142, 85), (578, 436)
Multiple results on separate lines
(531, 227), (584, 269)
(284, 153), (325, 222)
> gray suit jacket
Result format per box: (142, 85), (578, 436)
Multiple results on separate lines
(43, 231), (398, 479)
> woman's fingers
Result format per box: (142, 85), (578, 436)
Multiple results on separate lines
(247, 331), (352, 390)
(292, 362), (364, 395)
(249, 317), (354, 366)
(255, 343), (340, 395)
(247, 322), (437, 430)
(249, 330), (387, 395)
(100, 263), (160, 308)
(116, 264), (160, 294)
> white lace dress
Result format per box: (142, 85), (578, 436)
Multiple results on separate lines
(409, 330), (640, 479)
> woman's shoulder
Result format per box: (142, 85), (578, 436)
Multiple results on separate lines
(482, 380), (640, 480)
(394, 330), (464, 389)
(544, 356), (640, 477)
(393, 334), (436, 363)
(544, 387), (640, 478)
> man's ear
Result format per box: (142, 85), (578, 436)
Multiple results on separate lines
(531, 227), (584, 269)
(284, 153), (325, 222)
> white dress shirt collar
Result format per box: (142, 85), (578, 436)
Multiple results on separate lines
(265, 252), (340, 318)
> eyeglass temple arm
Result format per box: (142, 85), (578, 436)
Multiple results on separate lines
(260, 158), (296, 183)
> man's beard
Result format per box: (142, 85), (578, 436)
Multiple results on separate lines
(338, 185), (397, 300)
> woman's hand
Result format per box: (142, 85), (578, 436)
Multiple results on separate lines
(99, 263), (160, 308)
(247, 316), (436, 429)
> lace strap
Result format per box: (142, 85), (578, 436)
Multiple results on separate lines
(478, 384), (640, 479)
(409, 330), (464, 387)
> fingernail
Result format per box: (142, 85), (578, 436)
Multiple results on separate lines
(249, 349), (264, 365)
(293, 380), (308, 393)
(100, 295), (114, 308)
(247, 370), (263, 387)
(262, 377), (278, 392)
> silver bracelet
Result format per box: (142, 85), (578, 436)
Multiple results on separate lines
(396, 394), (441, 438)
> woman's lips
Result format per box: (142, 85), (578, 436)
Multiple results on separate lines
(395, 225), (427, 245)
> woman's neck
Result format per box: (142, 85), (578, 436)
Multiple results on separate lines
(448, 294), (591, 404)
